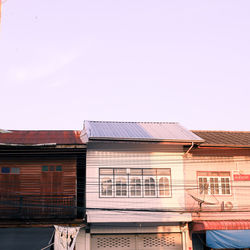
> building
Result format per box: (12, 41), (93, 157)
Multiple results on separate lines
(184, 130), (250, 249)
(0, 130), (86, 249)
(79, 121), (203, 250)
(3, 124), (250, 249)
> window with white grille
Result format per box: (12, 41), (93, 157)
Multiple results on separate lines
(99, 168), (171, 198)
(101, 177), (113, 197)
(198, 171), (231, 195)
(115, 176), (127, 197)
(130, 176), (142, 197)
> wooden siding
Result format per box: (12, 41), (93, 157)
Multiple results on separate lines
(0, 155), (78, 219)
(0, 155), (77, 196)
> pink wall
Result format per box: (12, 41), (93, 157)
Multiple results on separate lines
(184, 147), (250, 221)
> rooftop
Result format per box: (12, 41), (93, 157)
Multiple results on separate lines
(192, 130), (250, 147)
(0, 130), (83, 145)
(82, 121), (204, 143)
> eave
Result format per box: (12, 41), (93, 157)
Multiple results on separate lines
(89, 137), (204, 145)
(0, 144), (86, 155)
(198, 144), (250, 149)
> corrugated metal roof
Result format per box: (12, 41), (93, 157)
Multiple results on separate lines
(192, 130), (250, 147)
(83, 121), (204, 143)
(0, 130), (83, 145)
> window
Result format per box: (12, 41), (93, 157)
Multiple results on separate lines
(11, 168), (20, 174)
(1, 167), (20, 174)
(100, 169), (113, 197)
(115, 176), (127, 197)
(42, 165), (62, 172)
(1, 167), (10, 173)
(0, 167), (20, 194)
(56, 165), (62, 171)
(42, 166), (49, 172)
(101, 177), (113, 197)
(99, 168), (171, 198)
(130, 177), (142, 197)
(41, 165), (63, 195)
(198, 172), (231, 195)
(130, 169), (142, 197)
(158, 177), (170, 197)
(144, 177), (156, 197)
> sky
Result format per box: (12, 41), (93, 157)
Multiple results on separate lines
(0, 0), (250, 131)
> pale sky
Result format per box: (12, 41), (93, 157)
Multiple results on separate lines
(1, 0), (250, 131)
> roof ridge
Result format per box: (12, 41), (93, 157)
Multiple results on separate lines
(87, 120), (178, 124)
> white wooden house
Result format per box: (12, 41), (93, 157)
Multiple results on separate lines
(78, 121), (203, 250)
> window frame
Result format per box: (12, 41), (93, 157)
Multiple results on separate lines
(99, 168), (172, 198)
(144, 176), (157, 197)
(100, 175), (114, 197)
(198, 171), (231, 196)
(0, 167), (20, 174)
(114, 175), (128, 197)
(129, 175), (143, 197)
(157, 176), (171, 197)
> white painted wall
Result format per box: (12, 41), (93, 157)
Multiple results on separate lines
(75, 229), (86, 250)
(86, 142), (187, 222)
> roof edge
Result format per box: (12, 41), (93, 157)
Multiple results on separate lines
(89, 137), (204, 143)
(192, 130), (250, 133)
(198, 144), (250, 148)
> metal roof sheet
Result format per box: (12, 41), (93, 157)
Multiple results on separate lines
(83, 121), (203, 142)
(192, 130), (250, 147)
(0, 130), (83, 145)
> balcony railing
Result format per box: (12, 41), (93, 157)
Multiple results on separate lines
(0, 195), (76, 219)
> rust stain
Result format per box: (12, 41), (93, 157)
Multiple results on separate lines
(0, 130), (83, 144)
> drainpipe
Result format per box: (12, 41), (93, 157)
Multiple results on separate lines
(181, 222), (189, 250)
(184, 142), (194, 157)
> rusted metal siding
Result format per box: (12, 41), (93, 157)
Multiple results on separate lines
(0, 155), (78, 219)
(0, 156), (77, 195)
(0, 130), (83, 145)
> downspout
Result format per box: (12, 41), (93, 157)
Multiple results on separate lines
(184, 142), (194, 157)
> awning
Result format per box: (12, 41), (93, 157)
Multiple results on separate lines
(206, 230), (250, 249)
(87, 209), (192, 223)
(192, 220), (250, 232)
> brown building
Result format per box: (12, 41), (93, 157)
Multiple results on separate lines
(0, 130), (86, 249)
